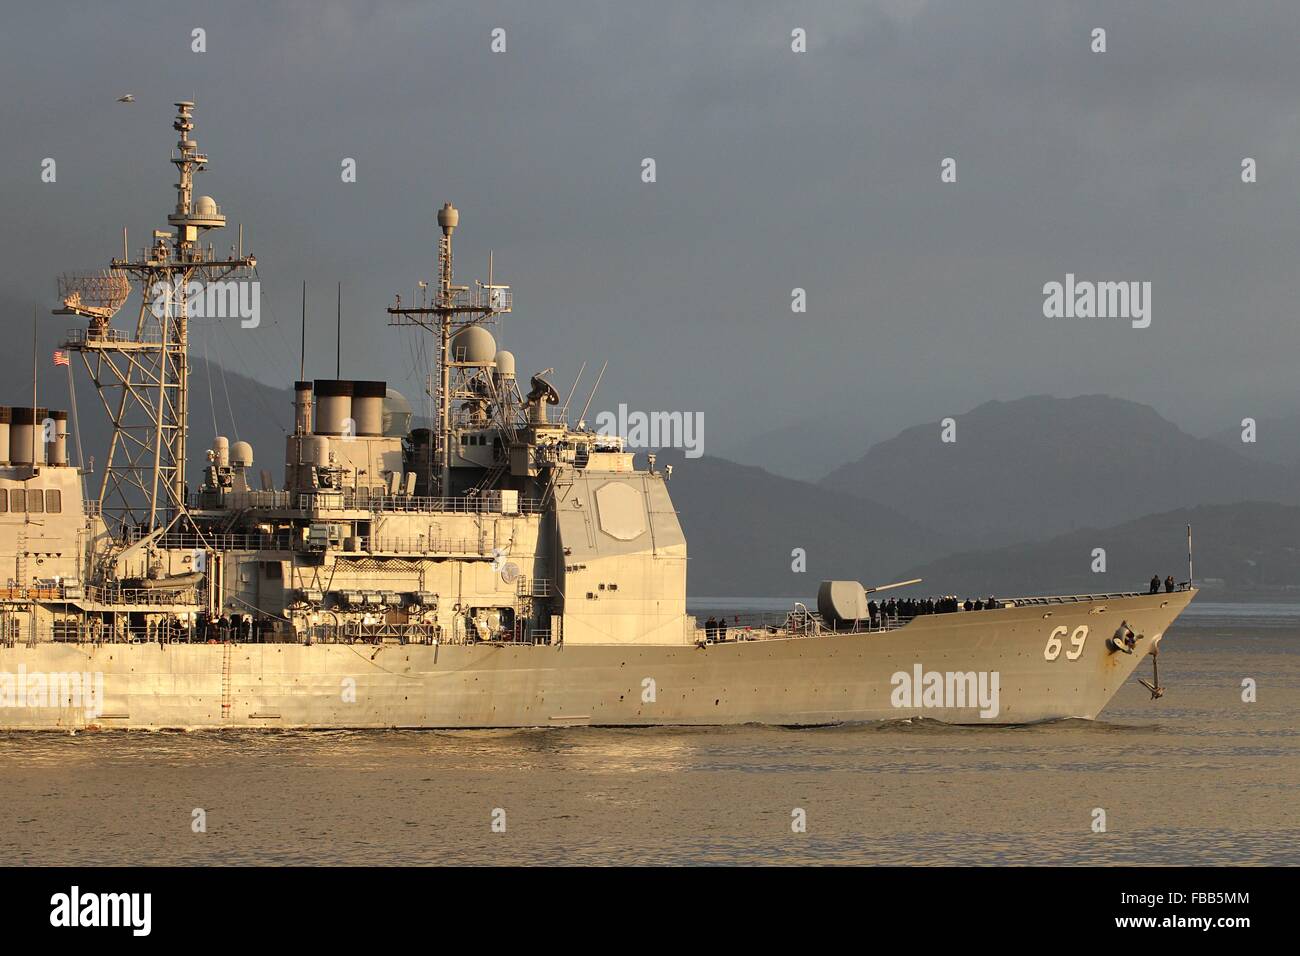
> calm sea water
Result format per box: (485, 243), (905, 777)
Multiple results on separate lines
(1, 600), (1295, 865)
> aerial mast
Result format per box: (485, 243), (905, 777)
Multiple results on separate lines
(387, 203), (511, 496)
(436, 202), (457, 496)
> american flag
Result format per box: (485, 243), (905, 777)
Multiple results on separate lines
(52, 350), (69, 367)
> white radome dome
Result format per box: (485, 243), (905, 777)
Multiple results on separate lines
(450, 325), (497, 365)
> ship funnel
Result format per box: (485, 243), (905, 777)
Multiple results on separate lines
(293, 381), (313, 434)
(46, 410), (68, 466)
(10, 407), (48, 467)
(313, 380), (354, 436)
(352, 381), (386, 437)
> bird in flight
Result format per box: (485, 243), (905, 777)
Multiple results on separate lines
(116, 94), (135, 103)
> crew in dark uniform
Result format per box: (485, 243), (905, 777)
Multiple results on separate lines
(1149, 574), (1160, 594)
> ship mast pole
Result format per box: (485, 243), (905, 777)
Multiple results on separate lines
(31, 307), (38, 468)
(168, 102), (200, 516)
(386, 202), (509, 498)
(436, 203), (458, 497)
(299, 281), (306, 381)
(439, 307), (451, 495)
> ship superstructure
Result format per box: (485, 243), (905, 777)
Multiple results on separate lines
(0, 104), (1194, 730)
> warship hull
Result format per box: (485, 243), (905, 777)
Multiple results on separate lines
(0, 590), (1193, 730)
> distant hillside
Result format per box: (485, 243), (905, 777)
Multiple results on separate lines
(651, 451), (950, 596)
(821, 395), (1300, 548)
(715, 415), (885, 482)
(1207, 415), (1300, 469)
(900, 501), (1300, 596)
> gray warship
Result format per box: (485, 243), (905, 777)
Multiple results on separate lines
(0, 104), (1194, 730)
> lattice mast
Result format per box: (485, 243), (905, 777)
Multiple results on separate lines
(56, 102), (256, 539)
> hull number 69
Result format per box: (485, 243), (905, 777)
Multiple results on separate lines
(1044, 625), (1088, 661)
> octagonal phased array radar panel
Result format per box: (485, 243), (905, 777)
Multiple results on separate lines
(594, 481), (647, 541)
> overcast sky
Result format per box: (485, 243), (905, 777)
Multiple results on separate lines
(3, 0), (1299, 452)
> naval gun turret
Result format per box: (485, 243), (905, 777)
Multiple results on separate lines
(818, 577), (924, 626)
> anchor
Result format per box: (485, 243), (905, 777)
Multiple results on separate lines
(1108, 621), (1138, 654)
(1136, 644), (1165, 699)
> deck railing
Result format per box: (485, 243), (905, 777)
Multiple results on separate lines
(124, 528), (294, 551)
(188, 491), (543, 515)
(700, 584), (1195, 641)
(367, 536), (490, 556)
(1007, 584), (1192, 606)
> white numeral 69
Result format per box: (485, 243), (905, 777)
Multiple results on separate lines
(1044, 625), (1088, 661)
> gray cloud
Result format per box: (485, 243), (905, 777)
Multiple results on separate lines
(2, 0), (1298, 452)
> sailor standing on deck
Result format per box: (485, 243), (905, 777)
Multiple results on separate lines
(1150, 574), (1160, 594)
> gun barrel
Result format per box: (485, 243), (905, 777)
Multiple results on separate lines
(864, 577), (923, 595)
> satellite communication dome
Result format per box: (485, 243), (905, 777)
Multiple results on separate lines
(449, 325), (496, 365)
(493, 350), (516, 379)
(195, 195), (218, 216)
(383, 388), (413, 437)
(230, 441), (253, 467)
